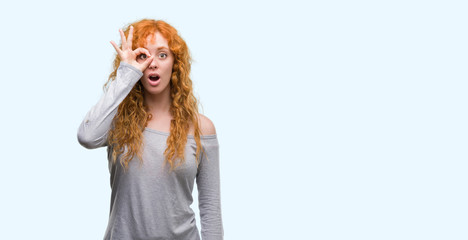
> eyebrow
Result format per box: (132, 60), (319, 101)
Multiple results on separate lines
(142, 45), (171, 53)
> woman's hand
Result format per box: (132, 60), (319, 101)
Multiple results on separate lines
(110, 26), (153, 73)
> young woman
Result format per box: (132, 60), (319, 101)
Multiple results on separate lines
(77, 19), (224, 240)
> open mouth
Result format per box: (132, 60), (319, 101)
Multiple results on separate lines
(148, 73), (161, 86)
(149, 75), (160, 81)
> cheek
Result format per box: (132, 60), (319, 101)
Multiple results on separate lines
(164, 61), (174, 68)
(163, 63), (174, 74)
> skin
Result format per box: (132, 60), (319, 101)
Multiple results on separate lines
(110, 26), (153, 72)
(110, 26), (216, 135)
(137, 32), (174, 120)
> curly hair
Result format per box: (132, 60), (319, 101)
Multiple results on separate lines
(103, 19), (206, 173)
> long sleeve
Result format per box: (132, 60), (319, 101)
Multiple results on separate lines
(196, 137), (224, 240)
(77, 61), (143, 149)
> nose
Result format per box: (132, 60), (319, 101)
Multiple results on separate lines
(148, 57), (158, 69)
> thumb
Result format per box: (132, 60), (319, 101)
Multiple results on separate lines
(142, 55), (154, 69)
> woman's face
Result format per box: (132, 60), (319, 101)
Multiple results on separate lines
(137, 32), (174, 96)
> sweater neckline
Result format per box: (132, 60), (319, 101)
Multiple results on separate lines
(144, 127), (217, 139)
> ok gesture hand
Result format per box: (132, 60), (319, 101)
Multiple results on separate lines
(110, 26), (153, 73)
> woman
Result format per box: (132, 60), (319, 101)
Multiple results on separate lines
(77, 19), (224, 240)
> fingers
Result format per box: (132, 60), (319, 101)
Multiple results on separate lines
(134, 47), (151, 58)
(127, 26), (133, 50)
(110, 40), (123, 56)
(119, 29), (127, 50)
(134, 47), (154, 70)
(141, 54), (154, 70)
(110, 27), (131, 59)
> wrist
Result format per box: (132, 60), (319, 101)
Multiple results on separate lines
(120, 61), (143, 75)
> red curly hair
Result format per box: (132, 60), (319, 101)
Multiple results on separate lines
(103, 18), (206, 173)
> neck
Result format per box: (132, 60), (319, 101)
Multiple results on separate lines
(144, 88), (173, 118)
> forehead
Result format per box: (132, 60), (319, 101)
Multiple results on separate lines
(144, 32), (169, 48)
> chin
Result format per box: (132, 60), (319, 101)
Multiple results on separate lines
(143, 84), (169, 95)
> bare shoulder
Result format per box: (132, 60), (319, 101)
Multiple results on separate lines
(197, 113), (217, 135)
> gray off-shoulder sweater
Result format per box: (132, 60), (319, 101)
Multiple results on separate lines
(77, 61), (224, 240)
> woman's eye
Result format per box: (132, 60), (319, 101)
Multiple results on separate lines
(159, 53), (167, 58)
(138, 54), (147, 60)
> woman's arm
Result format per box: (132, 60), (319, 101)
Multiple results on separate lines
(197, 137), (224, 240)
(77, 62), (142, 149)
(77, 26), (153, 149)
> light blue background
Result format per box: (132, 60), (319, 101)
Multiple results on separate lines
(0, 0), (466, 239)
